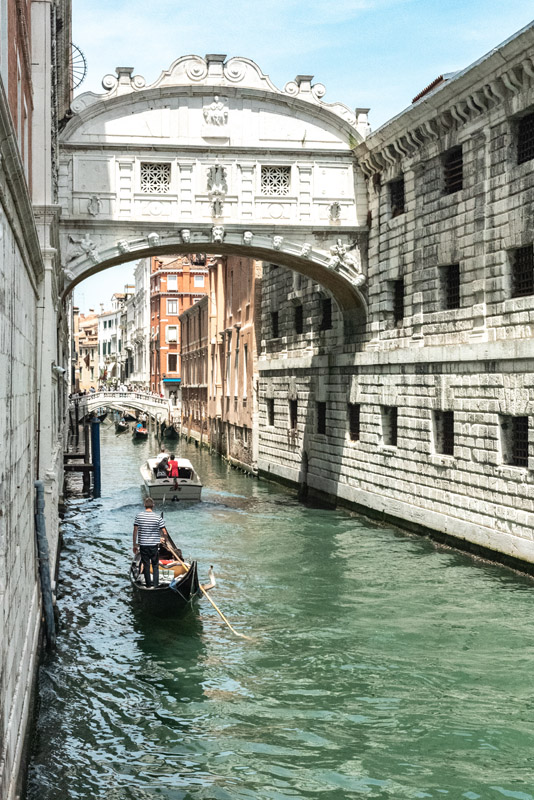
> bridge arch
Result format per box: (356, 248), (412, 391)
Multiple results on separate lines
(59, 54), (370, 332)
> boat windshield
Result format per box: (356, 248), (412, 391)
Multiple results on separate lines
(178, 468), (192, 479)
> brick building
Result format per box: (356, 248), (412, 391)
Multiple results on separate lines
(179, 255), (261, 471)
(149, 254), (208, 399)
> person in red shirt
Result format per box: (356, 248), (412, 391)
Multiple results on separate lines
(167, 454), (179, 487)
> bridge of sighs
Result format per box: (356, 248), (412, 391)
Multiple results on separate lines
(58, 54), (371, 332)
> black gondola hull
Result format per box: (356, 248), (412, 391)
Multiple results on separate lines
(130, 560), (201, 617)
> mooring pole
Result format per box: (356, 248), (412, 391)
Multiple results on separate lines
(91, 418), (101, 498)
(83, 420), (91, 495)
(34, 480), (56, 649)
(74, 400), (79, 447)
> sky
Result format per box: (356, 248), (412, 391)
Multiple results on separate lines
(72, 0), (534, 313)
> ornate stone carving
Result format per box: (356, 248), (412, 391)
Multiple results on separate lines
(147, 232), (160, 247)
(117, 239), (130, 254)
(66, 234), (100, 264)
(300, 243), (311, 258)
(87, 195), (102, 217)
(329, 202), (341, 222)
(327, 239), (365, 287)
(211, 225), (225, 244)
(243, 230), (253, 245)
(180, 229), (191, 243)
(203, 96), (228, 126)
(272, 235), (283, 250)
(207, 163), (228, 217)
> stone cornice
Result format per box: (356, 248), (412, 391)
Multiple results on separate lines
(355, 21), (534, 176)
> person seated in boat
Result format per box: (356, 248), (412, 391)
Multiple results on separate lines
(154, 447), (170, 478)
(167, 453), (179, 485)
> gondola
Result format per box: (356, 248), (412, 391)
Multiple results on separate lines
(132, 425), (148, 439)
(129, 533), (202, 617)
(123, 412), (136, 422)
(115, 419), (129, 433)
(161, 423), (179, 440)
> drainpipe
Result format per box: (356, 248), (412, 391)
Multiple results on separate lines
(34, 480), (56, 649)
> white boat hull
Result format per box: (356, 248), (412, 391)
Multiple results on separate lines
(140, 461), (202, 502)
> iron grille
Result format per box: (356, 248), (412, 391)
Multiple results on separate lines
(348, 403), (360, 441)
(442, 264), (460, 310)
(512, 245), (534, 298)
(511, 416), (529, 468)
(320, 298), (332, 331)
(289, 399), (298, 431)
(443, 146), (463, 194)
(294, 304), (303, 334)
(393, 279), (404, 324)
(517, 112), (534, 165)
(390, 177), (405, 217)
(317, 402), (326, 435)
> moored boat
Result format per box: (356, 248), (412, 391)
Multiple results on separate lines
(133, 424), (148, 439)
(116, 418), (129, 433)
(140, 456), (202, 501)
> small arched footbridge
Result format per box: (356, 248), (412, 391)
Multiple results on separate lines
(72, 391), (174, 424)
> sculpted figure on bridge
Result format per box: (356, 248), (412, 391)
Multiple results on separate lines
(300, 243), (312, 258)
(203, 96), (228, 126)
(211, 225), (225, 244)
(243, 230), (254, 245)
(180, 229), (191, 244)
(66, 233), (100, 264)
(328, 239), (365, 287)
(147, 232), (160, 247)
(272, 235), (284, 250)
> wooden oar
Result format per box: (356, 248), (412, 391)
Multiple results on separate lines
(166, 541), (253, 641)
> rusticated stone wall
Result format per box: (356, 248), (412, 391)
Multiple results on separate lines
(258, 23), (534, 568)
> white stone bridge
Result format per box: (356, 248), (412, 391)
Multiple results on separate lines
(59, 54), (371, 333)
(73, 390), (174, 424)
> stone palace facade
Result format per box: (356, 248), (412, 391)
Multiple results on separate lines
(258, 22), (534, 568)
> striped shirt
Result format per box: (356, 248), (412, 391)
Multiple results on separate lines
(134, 510), (165, 546)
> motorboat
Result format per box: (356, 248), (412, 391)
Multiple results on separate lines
(140, 456), (202, 501)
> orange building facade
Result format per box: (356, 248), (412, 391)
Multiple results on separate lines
(149, 254), (209, 398)
(180, 255), (262, 472)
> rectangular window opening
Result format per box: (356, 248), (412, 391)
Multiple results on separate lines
(440, 263), (460, 310)
(294, 304), (303, 335)
(381, 405), (398, 447)
(443, 146), (463, 194)
(389, 177), (405, 217)
(433, 410), (454, 456)
(289, 399), (298, 431)
(393, 278), (404, 324)
(316, 401), (326, 435)
(261, 165), (291, 196)
(266, 398), (275, 427)
(140, 162), (171, 193)
(270, 310), (279, 339)
(501, 415), (529, 468)
(511, 245), (534, 298)
(348, 403), (360, 442)
(517, 111), (534, 165)
(320, 298), (332, 331)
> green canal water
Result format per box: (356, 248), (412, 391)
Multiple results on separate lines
(25, 424), (534, 800)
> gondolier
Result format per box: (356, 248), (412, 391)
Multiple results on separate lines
(132, 497), (168, 588)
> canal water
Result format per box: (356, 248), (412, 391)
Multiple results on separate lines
(25, 423), (534, 800)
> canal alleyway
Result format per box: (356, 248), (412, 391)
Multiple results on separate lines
(25, 424), (534, 800)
